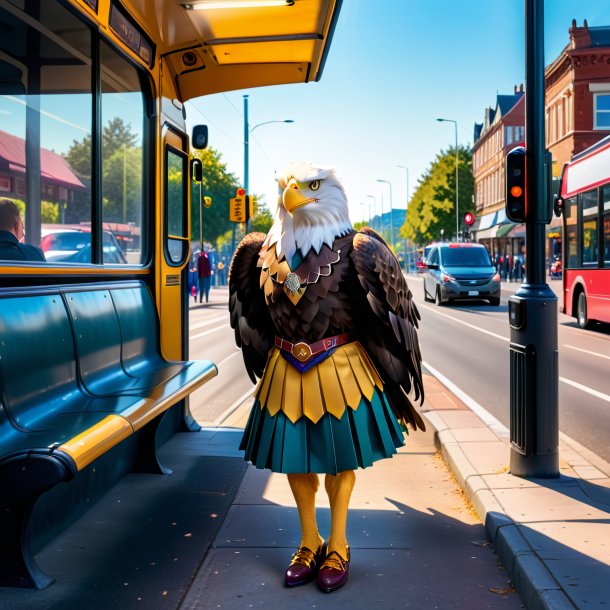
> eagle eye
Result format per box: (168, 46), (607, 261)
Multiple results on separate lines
(309, 180), (321, 191)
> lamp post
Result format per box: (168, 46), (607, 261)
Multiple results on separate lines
(396, 165), (410, 270)
(377, 179), (394, 248)
(367, 194), (376, 230)
(436, 118), (459, 240)
(243, 94), (294, 231)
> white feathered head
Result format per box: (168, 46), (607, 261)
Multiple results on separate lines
(264, 161), (353, 262)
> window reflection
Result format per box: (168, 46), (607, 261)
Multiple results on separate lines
(101, 42), (145, 265)
(0, 2), (92, 262)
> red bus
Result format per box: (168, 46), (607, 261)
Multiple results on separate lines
(558, 135), (610, 328)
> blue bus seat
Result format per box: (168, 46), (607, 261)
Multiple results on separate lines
(0, 281), (217, 589)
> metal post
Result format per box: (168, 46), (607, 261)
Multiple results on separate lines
(508, 0), (559, 478)
(243, 94), (250, 233)
(454, 122), (459, 241)
(377, 179), (394, 248)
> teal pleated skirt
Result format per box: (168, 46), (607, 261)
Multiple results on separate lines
(239, 388), (405, 475)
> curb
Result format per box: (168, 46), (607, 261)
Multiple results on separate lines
(424, 404), (578, 610)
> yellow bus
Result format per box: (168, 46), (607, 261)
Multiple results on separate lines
(0, 0), (341, 588)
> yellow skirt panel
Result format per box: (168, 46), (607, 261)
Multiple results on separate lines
(254, 342), (384, 424)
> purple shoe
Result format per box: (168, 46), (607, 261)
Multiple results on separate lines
(317, 546), (350, 593)
(285, 543), (326, 588)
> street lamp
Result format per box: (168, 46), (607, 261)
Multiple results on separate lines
(367, 194), (376, 230)
(436, 118), (459, 241)
(396, 165), (410, 271)
(376, 179), (393, 248)
(243, 94), (294, 230)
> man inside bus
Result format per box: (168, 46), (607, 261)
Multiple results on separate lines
(0, 199), (46, 262)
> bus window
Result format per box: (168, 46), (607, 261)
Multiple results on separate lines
(165, 147), (188, 264)
(564, 197), (578, 268)
(580, 189), (598, 267)
(602, 186), (610, 267)
(101, 42), (146, 265)
(0, 1), (92, 261)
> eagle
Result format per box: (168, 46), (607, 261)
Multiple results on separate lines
(228, 161), (424, 592)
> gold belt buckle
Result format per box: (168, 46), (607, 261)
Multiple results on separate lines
(292, 342), (312, 362)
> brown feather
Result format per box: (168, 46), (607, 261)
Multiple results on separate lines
(228, 232), (275, 382)
(351, 229), (426, 431)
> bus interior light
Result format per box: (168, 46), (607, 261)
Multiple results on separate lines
(184, 0), (294, 9)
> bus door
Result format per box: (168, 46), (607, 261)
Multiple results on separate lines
(159, 126), (190, 360)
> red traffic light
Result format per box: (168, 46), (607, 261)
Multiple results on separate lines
(464, 212), (475, 226)
(237, 188), (246, 196)
(510, 185), (523, 198)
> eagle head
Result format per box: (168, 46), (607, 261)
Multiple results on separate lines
(265, 161), (353, 262)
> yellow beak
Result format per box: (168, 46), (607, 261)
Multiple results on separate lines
(283, 178), (317, 214)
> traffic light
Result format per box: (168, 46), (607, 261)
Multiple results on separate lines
(505, 146), (526, 223)
(229, 188), (246, 223)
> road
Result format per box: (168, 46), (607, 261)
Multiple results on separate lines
(187, 279), (610, 464)
(408, 274), (610, 464)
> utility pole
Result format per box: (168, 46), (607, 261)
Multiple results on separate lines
(507, 0), (559, 478)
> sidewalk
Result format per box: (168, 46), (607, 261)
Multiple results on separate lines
(2, 373), (608, 609)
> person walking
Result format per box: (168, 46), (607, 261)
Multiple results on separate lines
(197, 249), (212, 303)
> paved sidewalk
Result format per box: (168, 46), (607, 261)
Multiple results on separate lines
(2, 371), (608, 609)
(422, 373), (610, 610)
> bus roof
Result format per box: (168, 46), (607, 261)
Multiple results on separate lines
(121, 0), (342, 101)
(560, 134), (610, 199)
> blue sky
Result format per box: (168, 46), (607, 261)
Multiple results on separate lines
(186, 0), (610, 224)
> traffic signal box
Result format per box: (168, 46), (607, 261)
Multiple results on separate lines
(505, 146), (526, 223)
(229, 188), (249, 223)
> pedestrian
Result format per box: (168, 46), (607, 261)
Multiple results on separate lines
(216, 259), (226, 286)
(0, 199), (46, 262)
(197, 249), (212, 303)
(188, 254), (198, 301)
(513, 255), (522, 282)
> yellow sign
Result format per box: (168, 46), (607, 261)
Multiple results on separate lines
(230, 196), (246, 222)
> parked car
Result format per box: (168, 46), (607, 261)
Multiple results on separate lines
(40, 226), (127, 264)
(416, 243), (436, 273)
(423, 242), (501, 306)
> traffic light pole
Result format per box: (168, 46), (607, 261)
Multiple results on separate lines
(507, 0), (559, 478)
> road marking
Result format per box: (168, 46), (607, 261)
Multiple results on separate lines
(423, 361), (509, 438)
(559, 376), (610, 403)
(212, 387), (255, 427)
(419, 303), (509, 342)
(421, 306), (610, 404)
(190, 314), (228, 331)
(215, 350), (241, 368)
(191, 324), (230, 340)
(563, 344), (610, 361)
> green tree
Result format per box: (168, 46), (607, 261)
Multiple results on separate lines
(64, 118), (141, 224)
(191, 147), (240, 246)
(400, 145), (474, 245)
(249, 199), (274, 234)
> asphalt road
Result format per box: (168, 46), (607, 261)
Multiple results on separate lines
(408, 274), (610, 464)
(188, 279), (610, 464)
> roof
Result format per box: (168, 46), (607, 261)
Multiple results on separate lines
(496, 93), (523, 116)
(0, 130), (85, 190)
(589, 26), (610, 47)
(122, 0), (343, 101)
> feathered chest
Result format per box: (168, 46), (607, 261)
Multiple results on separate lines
(257, 234), (356, 342)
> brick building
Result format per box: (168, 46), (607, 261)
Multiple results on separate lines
(471, 20), (610, 265)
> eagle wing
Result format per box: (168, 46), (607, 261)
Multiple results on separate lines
(228, 232), (275, 383)
(351, 228), (426, 431)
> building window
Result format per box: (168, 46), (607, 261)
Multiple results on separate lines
(594, 93), (610, 130)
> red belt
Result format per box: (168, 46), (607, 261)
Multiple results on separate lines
(275, 332), (356, 363)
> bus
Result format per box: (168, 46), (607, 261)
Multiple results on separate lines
(558, 134), (610, 328)
(0, 0), (341, 588)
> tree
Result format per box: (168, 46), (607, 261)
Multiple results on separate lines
(64, 118), (141, 223)
(191, 147), (240, 246)
(400, 145), (474, 245)
(249, 198), (274, 234)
